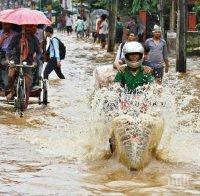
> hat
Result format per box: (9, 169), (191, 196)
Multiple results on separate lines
(152, 25), (162, 32)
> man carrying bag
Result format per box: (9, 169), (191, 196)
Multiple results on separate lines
(44, 26), (65, 80)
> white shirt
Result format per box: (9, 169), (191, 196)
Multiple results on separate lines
(115, 42), (127, 61)
(66, 16), (73, 26)
(49, 36), (60, 61)
(99, 20), (108, 34)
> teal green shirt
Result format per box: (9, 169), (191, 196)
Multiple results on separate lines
(116, 21), (123, 30)
(114, 65), (154, 92)
(75, 19), (84, 32)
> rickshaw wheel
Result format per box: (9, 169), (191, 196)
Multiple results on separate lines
(14, 84), (25, 116)
(42, 79), (48, 105)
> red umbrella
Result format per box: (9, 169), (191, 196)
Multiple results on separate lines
(0, 8), (51, 25)
(0, 8), (52, 64)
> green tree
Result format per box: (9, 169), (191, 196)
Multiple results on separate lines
(73, 0), (167, 16)
(193, 1), (200, 29)
(118, 0), (134, 15)
(52, 0), (62, 16)
(37, 0), (62, 16)
(89, 0), (108, 9)
(131, 0), (158, 14)
(39, 0), (49, 10)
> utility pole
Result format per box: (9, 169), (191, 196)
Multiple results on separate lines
(62, 0), (66, 9)
(170, 0), (175, 32)
(20, 0), (23, 7)
(176, 0), (188, 73)
(158, 0), (164, 35)
(39, 0), (42, 10)
(107, 0), (118, 52)
(6, 0), (10, 8)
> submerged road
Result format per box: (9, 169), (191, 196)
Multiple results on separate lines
(0, 32), (200, 195)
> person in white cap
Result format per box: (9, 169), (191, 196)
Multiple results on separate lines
(144, 25), (169, 84)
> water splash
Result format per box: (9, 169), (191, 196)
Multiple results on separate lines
(91, 71), (200, 166)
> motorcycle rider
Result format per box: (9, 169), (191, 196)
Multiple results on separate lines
(114, 42), (154, 92)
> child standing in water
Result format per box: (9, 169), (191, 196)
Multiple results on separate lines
(75, 16), (84, 39)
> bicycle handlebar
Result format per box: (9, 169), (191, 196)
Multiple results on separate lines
(11, 64), (36, 68)
(9, 61), (36, 68)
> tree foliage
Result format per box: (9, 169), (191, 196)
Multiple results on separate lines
(70, 0), (172, 18)
(36, 0), (62, 16)
(118, 0), (134, 15)
(52, 0), (62, 16)
(73, 0), (159, 15)
(193, 1), (200, 29)
(72, 0), (108, 9)
(89, 0), (108, 9)
(131, 0), (158, 14)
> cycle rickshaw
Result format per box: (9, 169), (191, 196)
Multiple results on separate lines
(0, 8), (51, 117)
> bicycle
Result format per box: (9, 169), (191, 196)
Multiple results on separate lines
(8, 61), (49, 117)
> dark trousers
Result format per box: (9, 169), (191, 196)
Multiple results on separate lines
(0, 59), (8, 89)
(44, 57), (65, 79)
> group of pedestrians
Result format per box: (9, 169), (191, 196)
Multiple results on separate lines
(57, 13), (90, 39)
(0, 11), (170, 110)
(92, 15), (145, 50)
(73, 12), (169, 89)
(57, 13), (73, 35)
(74, 16), (89, 38)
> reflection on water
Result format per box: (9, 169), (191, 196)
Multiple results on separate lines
(0, 32), (200, 195)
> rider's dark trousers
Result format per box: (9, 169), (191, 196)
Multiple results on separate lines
(0, 59), (8, 89)
(44, 57), (65, 80)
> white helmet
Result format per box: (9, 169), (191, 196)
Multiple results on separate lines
(122, 42), (144, 68)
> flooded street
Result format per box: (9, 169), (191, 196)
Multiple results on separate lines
(0, 32), (200, 195)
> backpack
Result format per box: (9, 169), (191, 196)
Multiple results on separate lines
(119, 41), (126, 59)
(50, 37), (66, 60)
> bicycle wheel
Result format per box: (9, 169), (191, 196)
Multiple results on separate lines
(15, 77), (25, 116)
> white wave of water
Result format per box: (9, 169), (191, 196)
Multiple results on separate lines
(91, 71), (200, 166)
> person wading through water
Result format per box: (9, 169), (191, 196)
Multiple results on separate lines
(144, 25), (170, 84)
(44, 26), (65, 80)
(97, 14), (108, 49)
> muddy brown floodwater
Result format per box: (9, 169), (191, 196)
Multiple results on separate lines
(0, 32), (200, 195)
